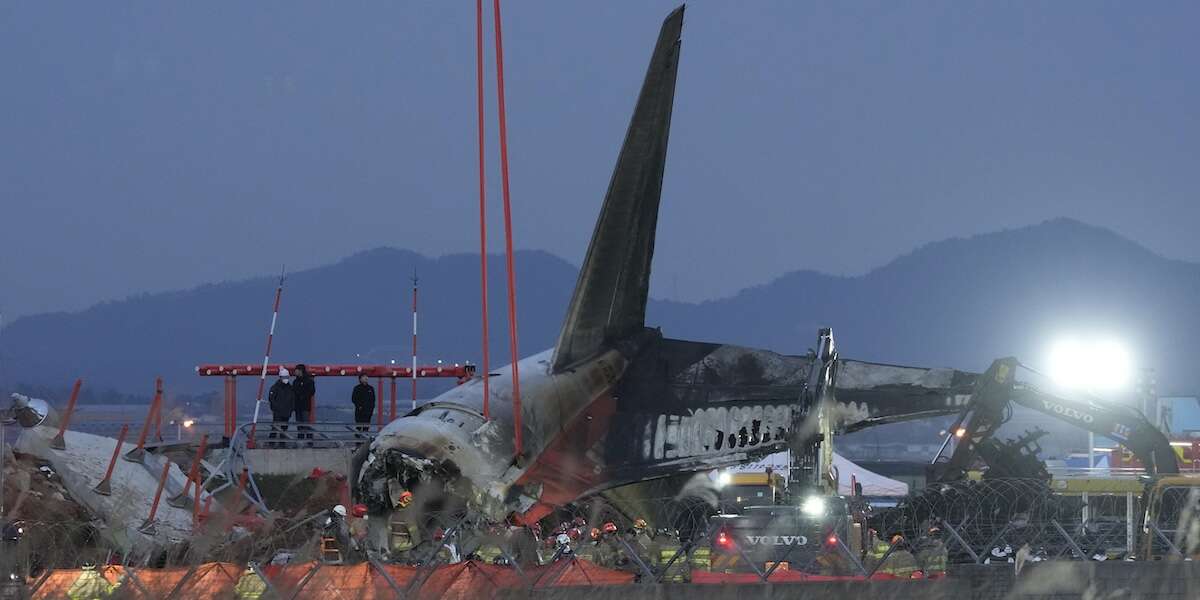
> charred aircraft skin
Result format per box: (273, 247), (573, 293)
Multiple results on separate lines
(357, 5), (986, 526)
(357, 331), (981, 523)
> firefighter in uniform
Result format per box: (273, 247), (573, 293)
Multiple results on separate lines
(876, 535), (918, 578)
(656, 530), (688, 582)
(67, 562), (115, 600)
(628, 518), (658, 574)
(576, 527), (603, 564)
(864, 530), (891, 574)
(687, 543), (712, 581)
(234, 564), (267, 599)
(389, 491), (421, 563)
(593, 522), (621, 568)
(916, 527), (948, 577)
(321, 504), (355, 563)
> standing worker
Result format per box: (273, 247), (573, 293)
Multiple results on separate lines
(292, 363), (316, 440)
(351, 374), (376, 433)
(268, 368), (296, 447)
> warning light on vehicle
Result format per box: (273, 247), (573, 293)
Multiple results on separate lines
(954, 428), (966, 438)
(801, 496), (826, 517)
(716, 530), (733, 549)
(827, 535), (838, 546)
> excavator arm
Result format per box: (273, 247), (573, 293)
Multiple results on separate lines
(933, 358), (1178, 481)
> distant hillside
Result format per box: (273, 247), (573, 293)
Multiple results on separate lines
(3, 219), (1198, 406)
(650, 218), (1200, 393)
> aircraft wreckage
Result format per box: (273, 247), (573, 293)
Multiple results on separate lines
(355, 5), (996, 528)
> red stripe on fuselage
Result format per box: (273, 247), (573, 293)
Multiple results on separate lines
(513, 389), (618, 523)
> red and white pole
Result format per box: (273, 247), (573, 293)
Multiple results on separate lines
(411, 275), (419, 411)
(247, 269), (285, 447)
(476, 0), (491, 421)
(493, 0), (524, 457)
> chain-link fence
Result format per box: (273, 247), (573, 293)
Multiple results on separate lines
(6, 476), (1200, 598)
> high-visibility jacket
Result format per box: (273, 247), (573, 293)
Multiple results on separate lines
(389, 514), (420, 553)
(917, 540), (948, 574)
(476, 543), (505, 564)
(594, 540), (620, 568)
(630, 533), (659, 568)
(865, 540), (890, 571)
(879, 549), (919, 577)
(688, 547), (711, 572)
(234, 569), (267, 599)
(658, 545), (687, 582)
(67, 567), (115, 600)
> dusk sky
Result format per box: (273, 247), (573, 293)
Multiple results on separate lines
(3, 1), (1198, 319)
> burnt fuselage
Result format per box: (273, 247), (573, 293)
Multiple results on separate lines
(358, 331), (978, 524)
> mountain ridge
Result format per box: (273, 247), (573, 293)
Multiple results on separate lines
(3, 218), (1197, 400)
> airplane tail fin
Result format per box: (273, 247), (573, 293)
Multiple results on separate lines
(551, 6), (684, 372)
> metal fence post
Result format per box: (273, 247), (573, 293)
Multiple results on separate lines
(1149, 521), (1182, 557)
(612, 535), (657, 583)
(120, 566), (153, 598)
(1126, 491), (1135, 556)
(977, 523), (1011, 564)
(246, 563), (282, 600)
(1050, 519), (1086, 560)
(163, 564), (200, 600)
(938, 519), (980, 563)
(287, 562), (322, 600)
(367, 555), (407, 599)
(864, 538), (901, 578)
(833, 532), (869, 577)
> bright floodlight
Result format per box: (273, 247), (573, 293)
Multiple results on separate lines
(801, 496), (826, 517)
(717, 472), (732, 487)
(1046, 337), (1132, 391)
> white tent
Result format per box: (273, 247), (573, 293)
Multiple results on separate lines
(725, 451), (909, 497)
(833, 452), (909, 497)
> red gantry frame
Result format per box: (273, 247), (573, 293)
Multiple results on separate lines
(197, 363), (477, 437)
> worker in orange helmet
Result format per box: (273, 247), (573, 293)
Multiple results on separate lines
(879, 534), (918, 578)
(587, 522), (620, 568)
(629, 517), (659, 575)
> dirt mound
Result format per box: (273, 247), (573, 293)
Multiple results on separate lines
(2, 448), (90, 522)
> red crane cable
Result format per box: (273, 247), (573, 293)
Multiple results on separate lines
(492, 0), (522, 457)
(476, 0), (491, 421)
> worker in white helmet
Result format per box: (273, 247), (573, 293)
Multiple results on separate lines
(268, 368), (296, 447)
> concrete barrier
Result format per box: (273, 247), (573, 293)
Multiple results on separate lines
(241, 446), (354, 477)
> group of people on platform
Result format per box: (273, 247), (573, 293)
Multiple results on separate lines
(267, 364), (378, 445)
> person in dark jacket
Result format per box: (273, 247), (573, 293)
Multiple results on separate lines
(292, 363), (316, 439)
(351, 374), (376, 433)
(268, 368), (296, 447)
